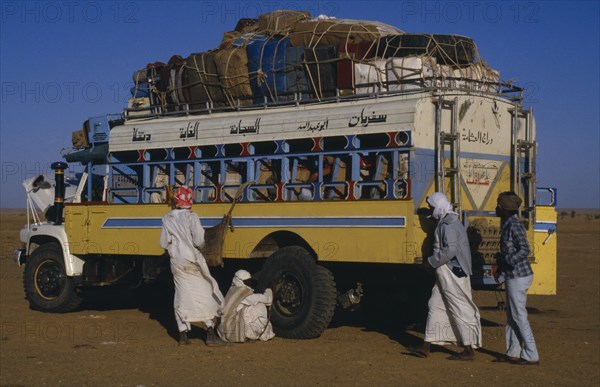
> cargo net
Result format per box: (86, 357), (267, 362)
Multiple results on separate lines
(127, 10), (501, 116)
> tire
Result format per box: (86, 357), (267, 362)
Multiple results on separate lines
(258, 246), (336, 339)
(23, 243), (83, 313)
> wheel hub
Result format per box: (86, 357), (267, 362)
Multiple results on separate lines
(34, 260), (65, 300)
(273, 273), (303, 316)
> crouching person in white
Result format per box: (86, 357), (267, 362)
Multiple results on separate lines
(218, 270), (276, 342)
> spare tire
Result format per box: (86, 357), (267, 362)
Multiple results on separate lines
(377, 34), (477, 65)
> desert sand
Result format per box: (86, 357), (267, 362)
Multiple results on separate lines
(1, 209), (598, 386)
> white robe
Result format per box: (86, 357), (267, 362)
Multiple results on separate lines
(218, 285), (275, 342)
(424, 264), (482, 348)
(238, 290), (275, 341)
(160, 209), (224, 332)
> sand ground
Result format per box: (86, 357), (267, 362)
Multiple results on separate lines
(1, 209), (598, 386)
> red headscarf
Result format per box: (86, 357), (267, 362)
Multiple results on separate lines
(174, 185), (193, 209)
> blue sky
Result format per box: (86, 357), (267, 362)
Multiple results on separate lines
(1, 0), (598, 208)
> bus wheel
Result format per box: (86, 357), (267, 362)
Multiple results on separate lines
(23, 243), (83, 313)
(258, 246), (336, 339)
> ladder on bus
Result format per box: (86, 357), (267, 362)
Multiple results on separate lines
(510, 106), (536, 227)
(435, 96), (462, 215)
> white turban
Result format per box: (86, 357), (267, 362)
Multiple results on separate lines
(426, 192), (458, 220)
(232, 270), (251, 287)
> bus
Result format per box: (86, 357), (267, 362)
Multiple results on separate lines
(15, 30), (557, 340)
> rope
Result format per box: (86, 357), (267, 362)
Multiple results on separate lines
(131, 15), (501, 112)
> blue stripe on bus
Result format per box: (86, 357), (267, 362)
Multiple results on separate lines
(102, 217), (220, 228)
(102, 216), (406, 229)
(230, 217), (405, 228)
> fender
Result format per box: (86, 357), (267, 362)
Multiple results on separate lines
(21, 223), (85, 277)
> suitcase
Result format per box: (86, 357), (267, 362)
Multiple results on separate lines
(304, 46), (338, 99)
(386, 56), (436, 91)
(337, 42), (376, 95)
(354, 59), (387, 94)
(284, 46), (310, 101)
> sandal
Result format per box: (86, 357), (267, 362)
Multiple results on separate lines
(179, 331), (191, 346)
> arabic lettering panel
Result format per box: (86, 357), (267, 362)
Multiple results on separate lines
(461, 158), (503, 209)
(111, 95), (420, 152)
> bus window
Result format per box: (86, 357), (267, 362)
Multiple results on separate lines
(198, 161), (219, 202)
(291, 156), (317, 201)
(222, 160), (246, 202)
(322, 155), (348, 200)
(149, 164), (169, 204)
(110, 164), (140, 204)
(252, 159), (278, 201)
(173, 162), (194, 187)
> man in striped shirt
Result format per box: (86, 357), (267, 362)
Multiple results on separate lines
(494, 191), (540, 365)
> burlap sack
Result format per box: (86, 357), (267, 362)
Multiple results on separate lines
(214, 47), (253, 106)
(258, 10), (310, 35)
(219, 31), (242, 50)
(184, 51), (226, 109)
(290, 19), (400, 48)
(235, 18), (259, 33)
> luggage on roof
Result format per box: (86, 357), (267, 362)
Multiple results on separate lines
(126, 10), (497, 116)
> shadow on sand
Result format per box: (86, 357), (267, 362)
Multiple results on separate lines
(77, 261), (504, 349)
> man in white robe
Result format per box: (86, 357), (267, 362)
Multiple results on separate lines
(218, 270), (275, 342)
(160, 185), (227, 346)
(408, 192), (482, 360)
